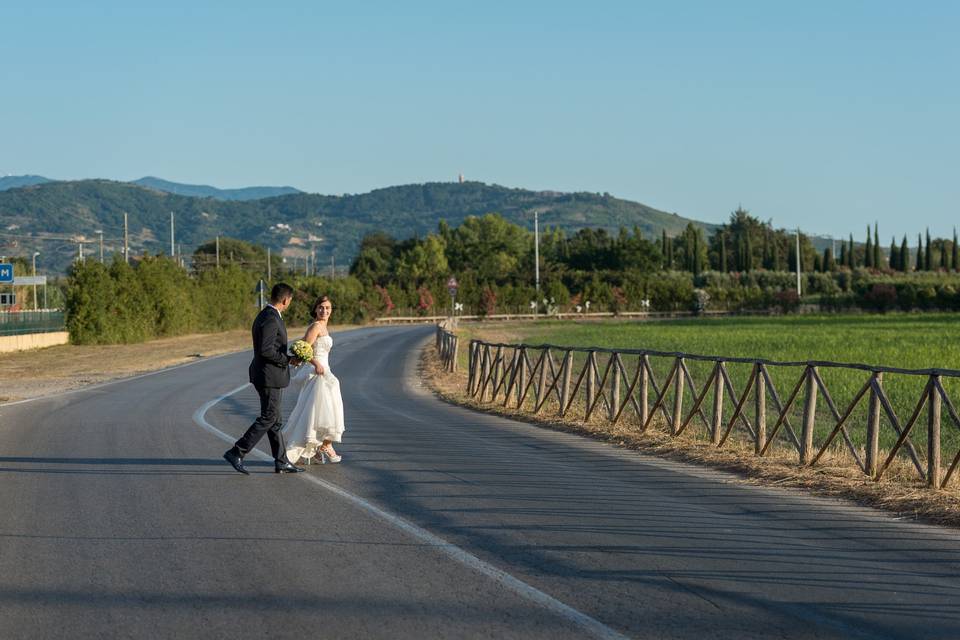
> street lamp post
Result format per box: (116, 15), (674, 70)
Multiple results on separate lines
(32, 252), (39, 310)
(795, 227), (802, 297)
(534, 210), (540, 298)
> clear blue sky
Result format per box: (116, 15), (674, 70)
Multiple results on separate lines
(2, 1), (957, 240)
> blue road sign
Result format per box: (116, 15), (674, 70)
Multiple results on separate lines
(0, 264), (13, 283)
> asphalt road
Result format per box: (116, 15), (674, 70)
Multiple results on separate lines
(1, 325), (959, 639)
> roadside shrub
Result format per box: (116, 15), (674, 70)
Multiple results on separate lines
(862, 283), (898, 312)
(773, 289), (801, 313)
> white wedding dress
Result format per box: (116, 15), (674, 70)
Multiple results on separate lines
(283, 333), (345, 463)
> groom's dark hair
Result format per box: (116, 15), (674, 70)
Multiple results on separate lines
(270, 282), (295, 303)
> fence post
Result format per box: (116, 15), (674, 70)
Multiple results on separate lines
(929, 375), (942, 488)
(672, 357), (685, 436)
(866, 372), (882, 477)
(610, 354), (621, 420)
(754, 364), (766, 455)
(516, 348), (527, 408)
(467, 341), (475, 392)
(585, 352), (596, 419)
(640, 356), (649, 426)
(711, 362), (724, 445)
(451, 336), (459, 372)
(560, 351), (573, 416)
(801, 366), (818, 465)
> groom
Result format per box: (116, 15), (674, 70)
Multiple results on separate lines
(223, 282), (305, 475)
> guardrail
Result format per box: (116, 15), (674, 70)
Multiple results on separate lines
(465, 339), (960, 490)
(378, 310), (757, 324)
(435, 322), (460, 372)
(0, 310), (66, 336)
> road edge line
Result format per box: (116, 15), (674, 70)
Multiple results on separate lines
(192, 383), (632, 640)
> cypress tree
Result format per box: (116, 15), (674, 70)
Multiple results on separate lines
(954, 228), (959, 272)
(925, 229), (932, 271)
(720, 232), (728, 272)
(873, 223), (881, 269)
(848, 234), (855, 267)
(814, 253), (822, 272)
(839, 243), (847, 269)
(941, 239), (948, 270)
(865, 225), (873, 268)
(917, 233), (924, 271)
(889, 237), (898, 271)
(693, 232), (702, 275)
(661, 230), (668, 269)
(824, 247), (835, 272)
(745, 235), (753, 271)
(771, 238), (780, 271)
(900, 235), (909, 273)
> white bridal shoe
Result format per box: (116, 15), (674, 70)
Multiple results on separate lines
(318, 446), (342, 464)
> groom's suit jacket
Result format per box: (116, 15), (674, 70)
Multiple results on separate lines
(248, 305), (292, 389)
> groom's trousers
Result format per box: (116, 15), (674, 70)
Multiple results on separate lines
(231, 385), (289, 462)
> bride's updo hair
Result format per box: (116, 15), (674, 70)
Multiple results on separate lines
(311, 295), (332, 321)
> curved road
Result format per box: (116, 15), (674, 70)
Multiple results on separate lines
(1, 325), (959, 639)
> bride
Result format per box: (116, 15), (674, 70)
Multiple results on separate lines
(283, 295), (345, 464)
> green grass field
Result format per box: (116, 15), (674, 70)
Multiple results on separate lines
(464, 314), (960, 472)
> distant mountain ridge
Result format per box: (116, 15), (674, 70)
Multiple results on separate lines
(0, 178), (718, 274)
(0, 174), (301, 201)
(130, 176), (301, 201)
(0, 175), (51, 191)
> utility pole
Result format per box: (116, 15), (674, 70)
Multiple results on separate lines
(123, 213), (129, 264)
(534, 210), (540, 298)
(267, 247), (271, 282)
(795, 227), (802, 296)
(170, 212), (175, 257)
(215, 235), (220, 268)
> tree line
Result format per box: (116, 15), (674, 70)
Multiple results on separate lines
(63, 209), (960, 345)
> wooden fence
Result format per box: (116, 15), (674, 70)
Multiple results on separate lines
(464, 338), (960, 490)
(435, 324), (460, 372)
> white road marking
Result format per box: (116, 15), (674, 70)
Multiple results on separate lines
(193, 383), (632, 640)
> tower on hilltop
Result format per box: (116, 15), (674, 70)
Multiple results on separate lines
(458, 172), (464, 184)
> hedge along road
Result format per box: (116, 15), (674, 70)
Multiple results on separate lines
(0, 325), (958, 639)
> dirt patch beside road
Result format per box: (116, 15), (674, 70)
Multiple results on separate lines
(0, 324), (358, 403)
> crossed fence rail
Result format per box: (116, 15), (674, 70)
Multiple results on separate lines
(460, 336), (960, 490)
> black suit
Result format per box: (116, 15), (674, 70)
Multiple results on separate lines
(230, 305), (293, 462)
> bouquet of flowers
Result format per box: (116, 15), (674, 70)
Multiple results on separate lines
(290, 339), (314, 364)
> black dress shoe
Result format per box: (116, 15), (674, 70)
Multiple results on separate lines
(275, 461), (304, 474)
(223, 450), (249, 475)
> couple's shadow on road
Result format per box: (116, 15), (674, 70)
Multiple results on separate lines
(0, 456), (271, 475)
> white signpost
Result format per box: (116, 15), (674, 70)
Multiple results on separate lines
(447, 276), (458, 317)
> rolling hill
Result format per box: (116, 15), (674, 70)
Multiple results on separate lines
(130, 176), (301, 200)
(0, 179), (718, 274)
